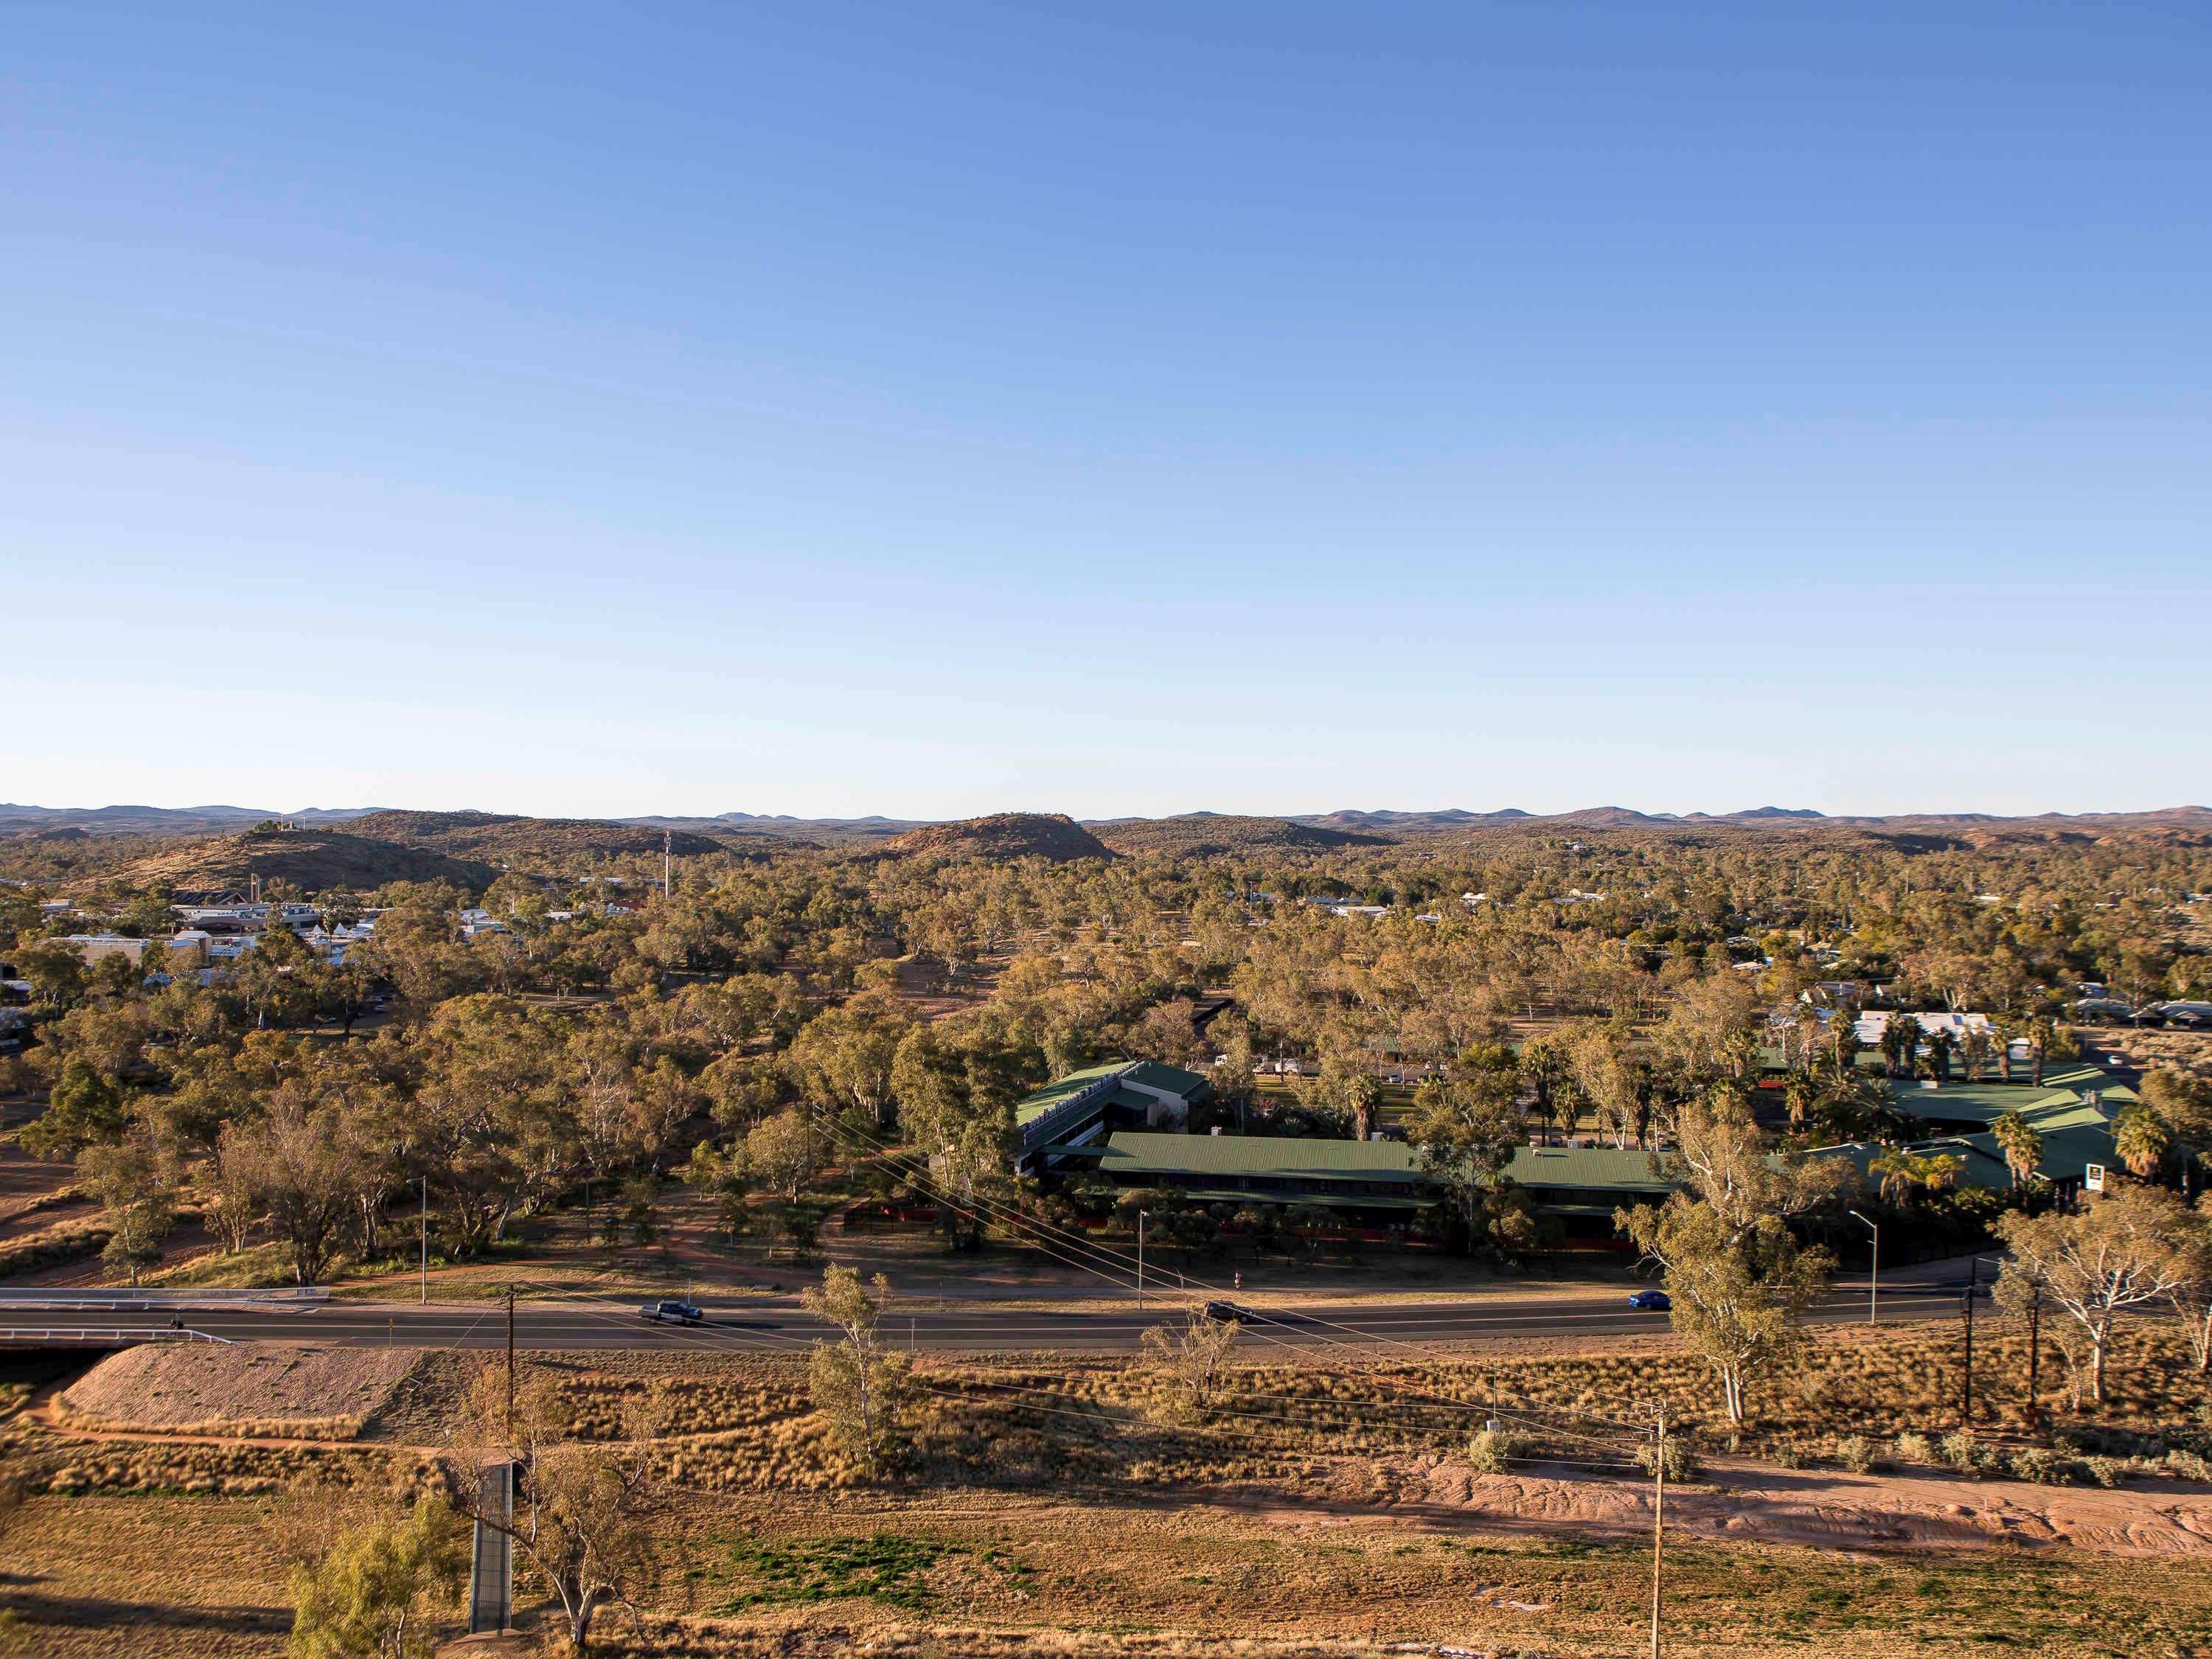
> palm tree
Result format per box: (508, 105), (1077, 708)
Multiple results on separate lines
(1879, 1015), (1917, 1079)
(1869, 1148), (1965, 1205)
(1924, 1152), (1964, 1194)
(1719, 1029), (1761, 1085)
(2114, 1106), (2171, 1180)
(1921, 1028), (1954, 1083)
(1784, 1074), (1815, 1133)
(1992, 1110), (2042, 1188)
(1870, 1149), (1920, 1206)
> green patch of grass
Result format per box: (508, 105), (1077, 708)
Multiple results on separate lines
(714, 1532), (987, 1614)
(145, 1239), (294, 1288)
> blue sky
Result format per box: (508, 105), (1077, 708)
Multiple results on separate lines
(7, 2), (2207, 819)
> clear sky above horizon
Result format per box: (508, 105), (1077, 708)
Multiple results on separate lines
(7, 2), (2208, 821)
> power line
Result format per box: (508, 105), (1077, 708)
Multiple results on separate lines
(753, 1101), (1649, 1450)
(801, 1101), (1652, 1437)
(791, 1102), (1646, 1441)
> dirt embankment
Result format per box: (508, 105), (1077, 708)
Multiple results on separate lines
(55, 1343), (422, 1440)
(1290, 1451), (2212, 1559)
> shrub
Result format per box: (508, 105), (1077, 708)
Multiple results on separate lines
(1894, 1432), (1934, 1465)
(2007, 1447), (2070, 1486)
(1635, 1436), (1700, 1481)
(1836, 1435), (1878, 1474)
(2166, 1449), (2212, 1482)
(1466, 1428), (1526, 1475)
(2086, 1455), (2126, 1489)
(0, 1217), (111, 1280)
(2064, 1425), (2167, 1460)
(1939, 1432), (1978, 1472)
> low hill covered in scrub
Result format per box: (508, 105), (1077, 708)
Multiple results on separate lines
(341, 810), (726, 863)
(882, 812), (1113, 863)
(1092, 814), (1391, 858)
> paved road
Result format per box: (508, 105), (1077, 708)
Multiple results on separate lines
(0, 1280), (1964, 1355)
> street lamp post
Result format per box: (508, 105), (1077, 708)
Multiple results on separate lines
(1137, 1211), (1150, 1310)
(1848, 1210), (1878, 1325)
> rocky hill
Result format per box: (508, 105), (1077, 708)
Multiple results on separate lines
(88, 827), (500, 896)
(881, 813), (1113, 863)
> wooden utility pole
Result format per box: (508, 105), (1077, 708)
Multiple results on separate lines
(419, 1175), (428, 1305)
(1136, 1212), (1147, 1310)
(1649, 1401), (1666, 1659)
(505, 1284), (518, 1439)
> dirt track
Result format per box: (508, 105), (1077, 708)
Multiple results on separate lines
(1270, 1451), (2212, 1558)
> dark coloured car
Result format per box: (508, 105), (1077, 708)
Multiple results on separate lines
(641, 1298), (705, 1324)
(1202, 1300), (1248, 1324)
(1628, 1289), (1672, 1311)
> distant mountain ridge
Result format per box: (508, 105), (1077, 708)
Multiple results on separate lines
(622, 813), (919, 843)
(0, 803), (379, 835)
(5, 800), (2207, 846)
(1294, 805), (2212, 834)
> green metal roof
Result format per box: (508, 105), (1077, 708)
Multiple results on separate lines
(1879, 1068), (2128, 1188)
(1093, 1133), (1675, 1196)
(2042, 1062), (2129, 1091)
(1161, 1186), (1432, 1211)
(1015, 1060), (1213, 1127)
(1818, 1136), (2015, 1192)
(1507, 1144), (1674, 1193)
(1888, 1082), (2082, 1127)
(1122, 1060), (1212, 1099)
(1099, 1131), (1423, 1184)
(2006, 1120), (2119, 1184)
(1015, 1062), (1127, 1126)
(1811, 1108), (2116, 1191)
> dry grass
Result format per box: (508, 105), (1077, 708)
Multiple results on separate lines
(0, 1213), (111, 1279)
(9, 1324), (2212, 1658)
(591, 1487), (2212, 1658)
(27, 1317), (2208, 1489)
(2098, 1028), (2212, 1082)
(0, 1493), (294, 1656)
(13, 1481), (2212, 1658)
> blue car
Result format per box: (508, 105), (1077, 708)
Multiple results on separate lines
(1628, 1289), (1672, 1311)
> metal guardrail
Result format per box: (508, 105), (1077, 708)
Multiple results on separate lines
(1018, 1067), (1129, 1161)
(0, 1326), (236, 1346)
(0, 1288), (328, 1311)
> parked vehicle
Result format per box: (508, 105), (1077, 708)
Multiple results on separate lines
(640, 1298), (704, 1324)
(1627, 1289), (1672, 1311)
